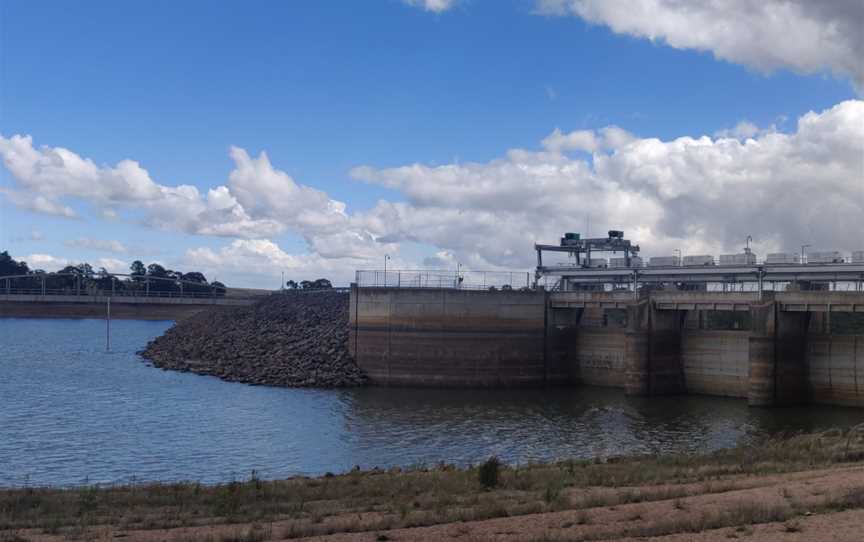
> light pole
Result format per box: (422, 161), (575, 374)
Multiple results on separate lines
(281, 270), (285, 292)
(384, 254), (391, 287)
(801, 244), (810, 264)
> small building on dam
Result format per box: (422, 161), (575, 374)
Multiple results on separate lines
(349, 231), (864, 408)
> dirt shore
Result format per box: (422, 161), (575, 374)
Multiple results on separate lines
(3, 429), (864, 541)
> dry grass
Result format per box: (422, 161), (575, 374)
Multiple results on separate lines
(2, 426), (864, 540)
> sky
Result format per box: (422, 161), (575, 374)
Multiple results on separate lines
(1, 0), (862, 287)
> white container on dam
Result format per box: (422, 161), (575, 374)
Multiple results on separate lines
(766, 253), (801, 264)
(719, 252), (757, 265)
(807, 251), (845, 264)
(609, 256), (644, 268)
(682, 255), (714, 266)
(648, 256), (680, 267)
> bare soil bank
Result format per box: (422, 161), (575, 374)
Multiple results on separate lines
(139, 292), (365, 388)
(3, 429), (864, 541)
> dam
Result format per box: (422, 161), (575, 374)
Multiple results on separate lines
(350, 231), (864, 408)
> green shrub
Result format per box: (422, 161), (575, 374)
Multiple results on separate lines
(478, 457), (501, 489)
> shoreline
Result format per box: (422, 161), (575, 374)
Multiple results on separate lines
(3, 429), (864, 541)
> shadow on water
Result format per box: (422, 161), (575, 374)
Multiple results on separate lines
(1, 318), (862, 486)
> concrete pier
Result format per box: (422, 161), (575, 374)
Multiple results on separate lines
(747, 302), (810, 406)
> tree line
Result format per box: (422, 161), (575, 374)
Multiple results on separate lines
(0, 251), (226, 296)
(284, 278), (333, 290)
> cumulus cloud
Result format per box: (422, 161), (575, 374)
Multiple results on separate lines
(535, 0), (864, 89)
(0, 134), (391, 285)
(541, 126), (636, 152)
(64, 238), (127, 253)
(184, 239), (391, 286)
(0, 188), (77, 218)
(0, 134), (356, 243)
(93, 257), (129, 274)
(11, 253), (127, 275)
(3, 101), (862, 286)
(402, 0), (458, 13)
(353, 100), (864, 267)
(19, 253), (72, 272)
(0, 135), (161, 203)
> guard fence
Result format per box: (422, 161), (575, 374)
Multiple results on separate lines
(355, 270), (532, 291)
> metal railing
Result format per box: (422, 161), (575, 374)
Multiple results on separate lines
(274, 287), (351, 295)
(356, 270), (532, 291)
(0, 287), (225, 299)
(0, 272), (234, 299)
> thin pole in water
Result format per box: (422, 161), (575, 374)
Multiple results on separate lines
(106, 297), (111, 352)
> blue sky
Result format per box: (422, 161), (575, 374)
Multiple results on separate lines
(1, 0), (862, 286)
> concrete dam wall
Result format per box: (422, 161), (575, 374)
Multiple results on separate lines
(350, 286), (864, 407)
(348, 288), (556, 386)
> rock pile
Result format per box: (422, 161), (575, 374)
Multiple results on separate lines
(139, 291), (366, 387)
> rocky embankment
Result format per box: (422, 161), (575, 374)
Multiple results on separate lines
(139, 291), (365, 387)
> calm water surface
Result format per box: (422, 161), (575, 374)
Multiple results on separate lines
(2, 318), (862, 487)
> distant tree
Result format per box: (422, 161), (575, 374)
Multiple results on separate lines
(182, 271), (207, 284)
(312, 278), (332, 290)
(299, 278), (333, 290)
(285, 279), (299, 290)
(146, 263), (168, 278)
(92, 268), (115, 290)
(211, 281), (227, 297)
(146, 263), (177, 292)
(53, 265), (83, 289)
(130, 260), (146, 276)
(0, 251), (29, 276)
(76, 262), (95, 279)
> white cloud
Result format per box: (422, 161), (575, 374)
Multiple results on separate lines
(353, 100), (864, 267)
(541, 125), (636, 153)
(226, 147), (347, 233)
(0, 188), (77, 218)
(542, 128), (599, 153)
(0, 135), (353, 244)
(184, 239), (382, 286)
(535, 0), (864, 90)
(3, 101), (862, 286)
(403, 0), (457, 13)
(13, 253), (127, 274)
(64, 238), (127, 253)
(714, 120), (761, 140)
(0, 135), (161, 203)
(19, 253), (71, 272)
(93, 257), (128, 274)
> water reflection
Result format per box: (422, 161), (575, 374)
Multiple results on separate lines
(1, 318), (861, 487)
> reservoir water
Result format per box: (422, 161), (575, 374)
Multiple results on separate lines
(1, 318), (862, 488)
